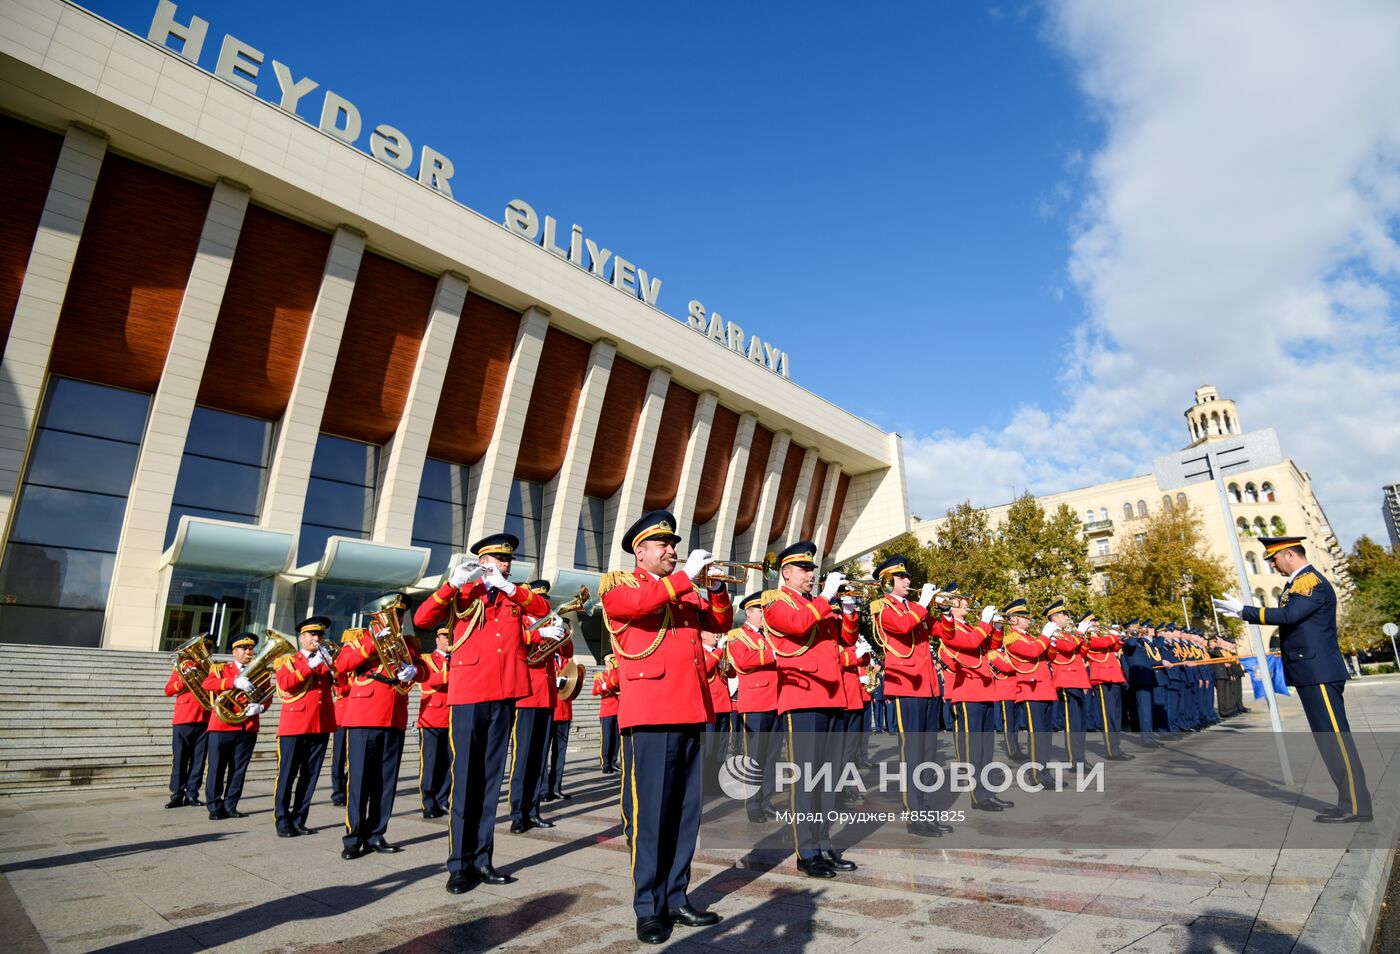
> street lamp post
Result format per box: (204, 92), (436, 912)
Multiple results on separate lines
(1385, 622), (1399, 672)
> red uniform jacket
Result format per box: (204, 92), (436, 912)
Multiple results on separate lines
(1003, 628), (1056, 701)
(165, 667), (209, 726)
(600, 567), (733, 729)
(333, 671), (350, 726)
(417, 651), (450, 730)
(333, 629), (426, 731)
(547, 638), (576, 721)
(202, 660), (260, 733)
(412, 579), (550, 706)
(704, 646), (733, 715)
(872, 596), (938, 698)
(987, 627), (1021, 702)
(934, 617), (997, 703)
(727, 623), (778, 713)
(1048, 631), (1092, 690)
(834, 607), (867, 711)
(274, 651), (337, 735)
(592, 667), (620, 719)
(1086, 632), (1127, 685)
(553, 694), (573, 722)
(764, 585), (845, 713)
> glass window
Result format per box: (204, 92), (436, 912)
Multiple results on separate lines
(505, 479), (544, 561)
(311, 436), (379, 485)
(24, 430), (141, 496)
(0, 543), (115, 610)
(1161, 495), (1173, 512)
(1122, 503), (1133, 521)
(10, 485), (132, 550)
(1137, 500), (1148, 518)
(411, 458), (476, 571)
(301, 480), (376, 532)
(1095, 538), (1110, 556)
(1175, 492), (1187, 508)
(575, 495), (607, 572)
(299, 434), (380, 561)
(183, 407), (273, 466)
(1098, 507), (1108, 522)
(170, 456), (266, 512)
(165, 407), (273, 548)
(38, 378), (148, 442)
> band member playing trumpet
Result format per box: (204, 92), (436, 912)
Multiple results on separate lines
(935, 592), (1011, 812)
(164, 635), (210, 808)
(1083, 614), (1133, 761)
(412, 533), (550, 895)
(702, 630), (733, 793)
(201, 633), (263, 820)
(601, 509), (729, 944)
(510, 579), (565, 833)
(418, 628), (451, 818)
(330, 663), (350, 806)
(333, 593), (426, 859)
(728, 593), (779, 822)
(869, 556), (948, 838)
(545, 634), (575, 801)
(1001, 600), (1057, 788)
(593, 656), (621, 773)
(1045, 599), (1091, 769)
(272, 616), (337, 837)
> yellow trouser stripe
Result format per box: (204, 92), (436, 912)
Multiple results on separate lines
(1024, 702), (1038, 784)
(447, 717), (456, 858)
(627, 734), (640, 882)
(786, 713), (799, 854)
(1062, 692), (1074, 762)
(1319, 685), (1359, 814)
(507, 709), (520, 809)
(1099, 686), (1113, 756)
(895, 699), (910, 812)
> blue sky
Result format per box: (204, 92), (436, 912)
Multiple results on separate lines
(81, 1), (1400, 546)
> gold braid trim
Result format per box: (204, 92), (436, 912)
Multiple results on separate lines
(447, 597), (486, 653)
(762, 589), (818, 658)
(1290, 571), (1320, 597)
(274, 654), (309, 703)
(599, 569), (671, 661)
(873, 600), (914, 659)
(726, 627), (768, 675)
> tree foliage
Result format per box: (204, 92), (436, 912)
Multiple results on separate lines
(1339, 535), (1400, 654)
(1098, 504), (1235, 631)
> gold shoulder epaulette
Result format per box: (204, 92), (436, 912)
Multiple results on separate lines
(599, 570), (639, 595)
(274, 655), (294, 670)
(761, 588), (795, 609)
(870, 597), (885, 615)
(342, 628), (368, 647)
(1291, 571), (1321, 597)
(209, 661), (223, 676)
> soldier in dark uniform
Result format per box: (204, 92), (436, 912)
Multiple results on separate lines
(1120, 620), (1163, 748)
(1215, 536), (1372, 822)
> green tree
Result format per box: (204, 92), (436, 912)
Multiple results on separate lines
(929, 502), (1010, 600)
(1099, 504), (1235, 629)
(996, 495), (1094, 615)
(1339, 535), (1400, 656)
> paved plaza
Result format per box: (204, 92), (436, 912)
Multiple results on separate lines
(2, 677), (1398, 954)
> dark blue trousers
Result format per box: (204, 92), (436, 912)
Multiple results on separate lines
(275, 733), (327, 833)
(599, 714), (620, 772)
(343, 727), (404, 850)
(170, 723), (207, 799)
(1021, 700), (1055, 786)
(419, 726), (451, 814)
(205, 731), (255, 814)
(891, 696), (939, 813)
(704, 712), (733, 791)
(547, 719), (570, 795)
(448, 700), (512, 872)
(330, 726), (347, 802)
(1092, 684), (1125, 757)
(623, 725), (703, 918)
(1132, 687), (1156, 741)
(995, 698), (1024, 756)
(508, 706), (551, 822)
(952, 700), (995, 802)
(1151, 685), (1169, 731)
(741, 710), (779, 814)
(840, 707), (863, 773)
(1058, 688), (1087, 765)
(784, 708), (841, 860)
(1296, 683), (1372, 816)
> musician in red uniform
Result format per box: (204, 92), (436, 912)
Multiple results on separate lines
(509, 579), (565, 832)
(600, 509), (730, 944)
(1084, 614), (1134, 761)
(728, 593), (778, 822)
(701, 630), (733, 793)
(869, 556), (950, 838)
(164, 635), (211, 808)
(1045, 598), (1091, 769)
(833, 588), (868, 806)
(411, 533), (550, 895)
(201, 633), (263, 820)
(544, 628), (576, 801)
(935, 588), (1012, 812)
(272, 616), (337, 837)
(418, 627), (452, 817)
(333, 593), (426, 859)
(593, 656), (620, 773)
(986, 611), (1027, 761)
(1001, 599), (1057, 787)
(764, 540), (859, 876)
(329, 659), (349, 807)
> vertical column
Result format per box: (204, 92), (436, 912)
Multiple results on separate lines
(606, 367), (672, 556)
(466, 307), (551, 544)
(745, 430), (792, 586)
(102, 179), (251, 650)
(811, 462), (844, 560)
(782, 447), (819, 548)
(671, 391), (717, 557)
(259, 226), (366, 545)
(0, 124), (107, 540)
(709, 412), (756, 565)
(371, 272), (469, 545)
(539, 338), (617, 574)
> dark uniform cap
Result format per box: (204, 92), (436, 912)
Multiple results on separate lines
(1259, 535), (1307, 559)
(528, 579), (551, 596)
(471, 533), (519, 558)
(297, 615), (332, 634)
(1045, 597), (1069, 617)
(1078, 612), (1095, 625)
(875, 555), (910, 579)
(776, 540), (818, 570)
(230, 631), (258, 649)
(739, 592), (763, 611)
(1003, 598), (1030, 616)
(620, 509), (681, 554)
(941, 582), (960, 596)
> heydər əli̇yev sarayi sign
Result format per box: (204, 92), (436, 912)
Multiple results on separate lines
(143, 1), (791, 379)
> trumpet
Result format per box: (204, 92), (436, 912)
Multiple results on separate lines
(838, 578), (886, 600)
(701, 552), (778, 587)
(316, 634), (340, 667)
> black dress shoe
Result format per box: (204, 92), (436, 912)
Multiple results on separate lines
(369, 841), (401, 853)
(208, 809), (229, 820)
(296, 825), (315, 835)
(165, 796), (185, 809)
(930, 820), (955, 834)
(541, 792), (560, 802)
(341, 845), (365, 860)
(636, 915), (671, 944)
(509, 819), (531, 833)
(991, 796), (1015, 809)
(184, 796), (203, 807)
(1106, 753), (1136, 761)
(1316, 812), (1373, 824)
(971, 799), (1004, 812)
(906, 821), (940, 838)
(668, 903), (721, 926)
(227, 810), (247, 818)
(554, 791), (571, 800)
(472, 865), (513, 885)
(527, 813), (555, 829)
(747, 811), (768, 824)
(331, 798), (347, 807)
(818, 850), (857, 872)
(446, 872), (474, 894)
(796, 856), (837, 878)
(277, 829), (299, 838)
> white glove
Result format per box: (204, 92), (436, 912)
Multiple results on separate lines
(839, 596), (857, 612)
(449, 560), (484, 588)
(1213, 593), (1244, 619)
(304, 649), (326, 670)
(980, 605), (997, 624)
(556, 675), (566, 688)
(918, 584), (937, 607)
(716, 634), (728, 651)
(396, 664), (418, 683)
(1041, 622), (1058, 639)
(319, 648), (336, 669)
(683, 548), (714, 581)
(234, 675), (254, 693)
(820, 572), (845, 602)
(855, 637), (873, 658)
(538, 624), (565, 643)
(1076, 618), (1093, 635)
(484, 565), (516, 596)
(244, 703), (264, 717)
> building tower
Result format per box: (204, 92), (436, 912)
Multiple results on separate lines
(1184, 385), (1242, 447)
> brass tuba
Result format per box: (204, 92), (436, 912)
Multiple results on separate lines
(526, 586), (591, 665)
(212, 629), (295, 723)
(171, 633), (215, 711)
(366, 605), (416, 692)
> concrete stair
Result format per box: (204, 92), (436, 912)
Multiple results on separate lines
(0, 644), (602, 796)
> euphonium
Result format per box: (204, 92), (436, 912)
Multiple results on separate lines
(212, 629), (295, 723)
(170, 633), (215, 711)
(526, 586), (591, 665)
(367, 607), (416, 690)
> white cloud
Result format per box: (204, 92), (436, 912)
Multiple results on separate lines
(904, 0), (1400, 547)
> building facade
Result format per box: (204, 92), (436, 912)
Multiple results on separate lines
(912, 386), (1350, 608)
(1383, 483), (1400, 549)
(0, 1), (910, 657)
